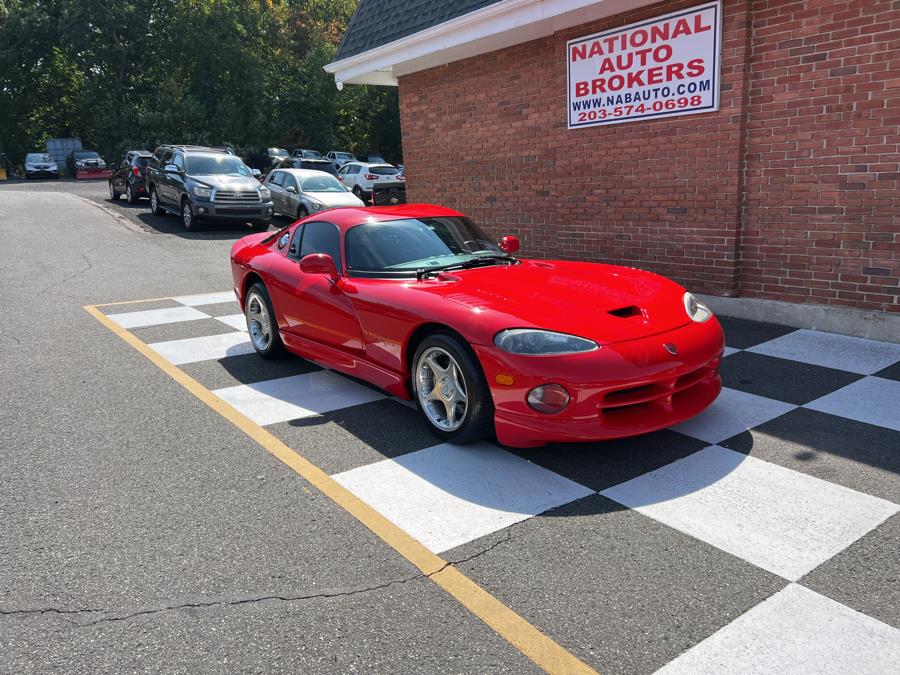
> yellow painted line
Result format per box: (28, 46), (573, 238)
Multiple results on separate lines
(84, 302), (598, 675)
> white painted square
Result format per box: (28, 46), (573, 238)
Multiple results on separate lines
(655, 584), (900, 675)
(334, 442), (594, 553)
(723, 346), (740, 357)
(601, 446), (898, 580)
(212, 371), (384, 426)
(215, 314), (247, 332)
(107, 306), (209, 329)
(669, 387), (795, 444)
(173, 291), (237, 307)
(747, 329), (900, 375)
(805, 377), (900, 432)
(149, 332), (253, 365)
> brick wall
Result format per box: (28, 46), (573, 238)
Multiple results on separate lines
(397, 0), (899, 313)
(741, 0), (899, 310)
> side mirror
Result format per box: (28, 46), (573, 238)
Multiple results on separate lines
(499, 235), (520, 255)
(164, 163), (179, 173)
(300, 253), (339, 281)
(251, 168), (261, 178)
(286, 186), (297, 194)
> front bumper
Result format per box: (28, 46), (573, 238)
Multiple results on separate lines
(192, 200), (274, 222)
(475, 318), (725, 448)
(74, 167), (112, 180)
(25, 168), (60, 178)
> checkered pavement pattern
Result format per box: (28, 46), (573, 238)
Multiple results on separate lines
(103, 292), (900, 673)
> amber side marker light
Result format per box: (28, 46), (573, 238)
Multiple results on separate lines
(495, 374), (515, 386)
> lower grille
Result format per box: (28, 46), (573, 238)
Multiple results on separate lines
(599, 362), (719, 414)
(215, 208), (264, 216)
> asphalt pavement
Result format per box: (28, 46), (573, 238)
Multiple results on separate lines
(1, 178), (897, 673)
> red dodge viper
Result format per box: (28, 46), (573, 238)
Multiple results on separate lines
(230, 204), (724, 448)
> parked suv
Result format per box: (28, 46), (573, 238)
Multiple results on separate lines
(109, 150), (152, 203)
(325, 150), (356, 170)
(146, 145), (272, 231)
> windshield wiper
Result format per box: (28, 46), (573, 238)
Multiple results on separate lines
(416, 254), (518, 280)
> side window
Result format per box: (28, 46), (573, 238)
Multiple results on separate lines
(349, 165), (361, 174)
(298, 221), (342, 270)
(269, 171), (283, 187)
(162, 150), (174, 166)
(288, 225), (302, 258)
(337, 165), (348, 176)
(173, 153), (184, 171)
(284, 174), (298, 191)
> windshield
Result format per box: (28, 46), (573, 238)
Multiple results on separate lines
(74, 151), (100, 159)
(346, 217), (502, 273)
(27, 153), (53, 162)
(300, 150), (323, 159)
(187, 155), (252, 177)
(301, 174), (347, 193)
(269, 148), (288, 157)
(335, 152), (354, 160)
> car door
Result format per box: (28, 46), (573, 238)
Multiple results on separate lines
(282, 173), (301, 217)
(157, 149), (175, 203)
(267, 221), (363, 351)
(267, 170), (285, 213)
(167, 152), (187, 204)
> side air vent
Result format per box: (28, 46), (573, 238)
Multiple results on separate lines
(608, 305), (642, 318)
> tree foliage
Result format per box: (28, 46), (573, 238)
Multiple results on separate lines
(0, 0), (401, 163)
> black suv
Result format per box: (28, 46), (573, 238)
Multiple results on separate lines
(109, 150), (152, 203)
(145, 145), (273, 231)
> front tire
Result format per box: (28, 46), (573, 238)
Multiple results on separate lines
(412, 332), (493, 444)
(245, 283), (285, 359)
(297, 205), (308, 219)
(150, 187), (166, 216)
(181, 198), (196, 231)
(352, 185), (365, 201)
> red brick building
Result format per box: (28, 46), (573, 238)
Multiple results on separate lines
(327, 0), (899, 322)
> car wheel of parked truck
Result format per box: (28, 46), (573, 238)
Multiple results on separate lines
(181, 199), (195, 231)
(150, 188), (166, 216)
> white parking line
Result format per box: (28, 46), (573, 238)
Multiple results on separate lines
(215, 314), (248, 332)
(173, 291), (237, 307)
(148, 332), (254, 365)
(655, 584), (900, 674)
(669, 387), (795, 444)
(107, 306), (209, 329)
(212, 371), (385, 426)
(333, 442), (594, 553)
(601, 446), (899, 581)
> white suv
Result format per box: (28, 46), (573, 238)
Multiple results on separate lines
(336, 162), (404, 201)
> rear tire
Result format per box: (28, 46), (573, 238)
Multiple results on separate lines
(150, 187), (166, 216)
(126, 182), (140, 205)
(108, 180), (120, 201)
(411, 332), (494, 444)
(245, 283), (285, 359)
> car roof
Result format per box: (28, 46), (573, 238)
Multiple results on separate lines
(279, 168), (338, 177)
(299, 204), (463, 233)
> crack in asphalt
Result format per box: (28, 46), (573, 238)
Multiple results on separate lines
(0, 523), (522, 628)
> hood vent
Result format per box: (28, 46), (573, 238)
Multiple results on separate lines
(608, 305), (642, 319)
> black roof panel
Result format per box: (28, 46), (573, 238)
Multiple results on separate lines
(335, 0), (503, 61)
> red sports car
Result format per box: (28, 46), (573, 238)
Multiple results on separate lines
(229, 204), (724, 448)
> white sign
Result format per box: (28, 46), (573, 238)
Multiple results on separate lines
(567, 1), (722, 128)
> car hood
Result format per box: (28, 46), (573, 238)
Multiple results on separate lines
(310, 191), (365, 208)
(192, 175), (261, 190)
(413, 260), (693, 345)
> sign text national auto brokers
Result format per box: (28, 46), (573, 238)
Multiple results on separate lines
(567, 1), (722, 128)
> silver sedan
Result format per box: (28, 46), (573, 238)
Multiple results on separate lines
(265, 168), (364, 219)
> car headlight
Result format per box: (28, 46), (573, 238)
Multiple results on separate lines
(309, 200), (324, 211)
(258, 187), (271, 200)
(192, 186), (212, 199)
(494, 329), (599, 355)
(684, 292), (712, 323)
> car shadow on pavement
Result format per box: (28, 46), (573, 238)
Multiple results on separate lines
(133, 211), (272, 240)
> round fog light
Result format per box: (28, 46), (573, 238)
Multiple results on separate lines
(527, 384), (570, 414)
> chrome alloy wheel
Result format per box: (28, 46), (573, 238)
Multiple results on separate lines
(182, 201), (193, 229)
(150, 189), (159, 212)
(245, 291), (273, 351)
(416, 347), (468, 432)
(108, 181), (115, 199)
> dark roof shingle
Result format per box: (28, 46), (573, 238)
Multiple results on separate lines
(335, 0), (504, 61)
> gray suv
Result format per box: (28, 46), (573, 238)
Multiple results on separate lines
(146, 145), (273, 231)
